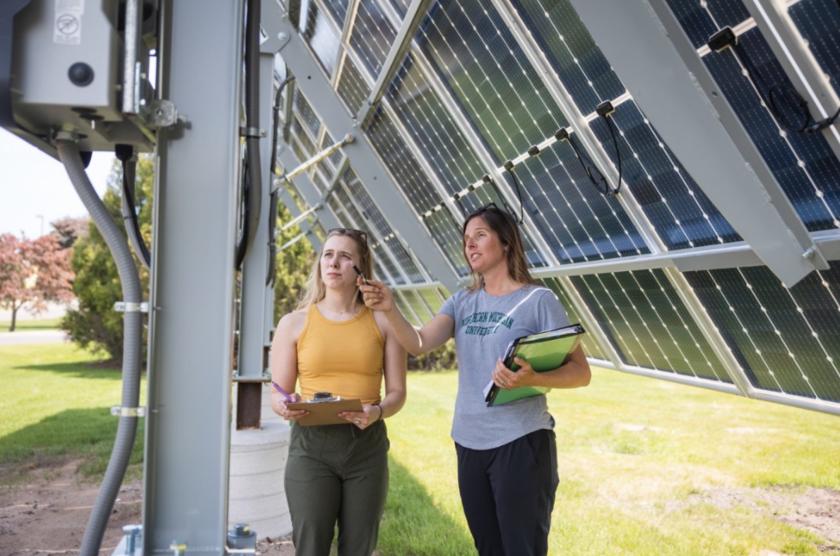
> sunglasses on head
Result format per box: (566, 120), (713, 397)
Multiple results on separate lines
(327, 227), (369, 244)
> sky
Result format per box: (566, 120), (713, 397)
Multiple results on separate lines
(0, 129), (114, 239)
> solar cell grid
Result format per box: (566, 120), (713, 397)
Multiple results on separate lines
(789, 0), (840, 97)
(685, 264), (840, 402)
(349, 0), (398, 76)
(341, 167), (426, 282)
(571, 270), (729, 381)
(540, 277), (607, 361)
(336, 56), (372, 115)
(365, 109), (468, 271)
(415, 0), (566, 163)
(298, 0), (341, 77)
(295, 93), (321, 138)
(508, 140), (647, 263)
(509, 0), (624, 115)
(321, 0), (349, 26)
(418, 286), (447, 314)
(385, 53), (488, 197)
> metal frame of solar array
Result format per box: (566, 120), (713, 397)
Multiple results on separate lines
(264, 0), (840, 415)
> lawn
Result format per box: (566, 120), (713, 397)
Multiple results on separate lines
(2, 343), (839, 554)
(0, 343), (144, 479)
(0, 317), (62, 331)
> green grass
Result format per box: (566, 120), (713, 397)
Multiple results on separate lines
(0, 343), (144, 481)
(379, 370), (840, 555)
(2, 344), (839, 554)
(0, 317), (62, 331)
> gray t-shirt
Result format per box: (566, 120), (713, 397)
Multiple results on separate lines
(440, 284), (569, 450)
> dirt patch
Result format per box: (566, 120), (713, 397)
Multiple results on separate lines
(694, 485), (840, 549)
(0, 460), (294, 555)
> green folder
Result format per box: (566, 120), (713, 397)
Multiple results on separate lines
(484, 324), (585, 407)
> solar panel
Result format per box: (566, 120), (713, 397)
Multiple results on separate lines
(270, 0), (840, 415)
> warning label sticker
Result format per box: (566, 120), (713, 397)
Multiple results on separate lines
(54, 0), (85, 45)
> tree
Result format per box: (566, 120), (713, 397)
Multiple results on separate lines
(0, 233), (74, 331)
(51, 216), (89, 249)
(61, 158), (152, 361)
(273, 203), (315, 322)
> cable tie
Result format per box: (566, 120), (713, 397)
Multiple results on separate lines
(114, 301), (149, 313)
(111, 406), (146, 417)
(554, 128), (569, 141)
(239, 126), (265, 138)
(503, 160), (515, 171)
(527, 145), (540, 156)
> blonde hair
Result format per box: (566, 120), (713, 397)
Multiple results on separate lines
(463, 204), (536, 291)
(296, 228), (373, 310)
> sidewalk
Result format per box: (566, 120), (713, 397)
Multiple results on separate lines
(0, 330), (68, 345)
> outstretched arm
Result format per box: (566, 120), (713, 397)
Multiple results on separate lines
(359, 278), (454, 355)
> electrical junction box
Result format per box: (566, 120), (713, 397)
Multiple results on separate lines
(3, 0), (157, 155)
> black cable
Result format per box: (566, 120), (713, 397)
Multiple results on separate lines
(504, 165), (525, 224)
(728, 35), (839, 134)
(266, 190), (278, 287)
(270, 76), (295, 178)
(235, 0), (262, 270)
(603, 117), (622, 195)
(567, 134), (609, 195)
(115, 144), (151, 267)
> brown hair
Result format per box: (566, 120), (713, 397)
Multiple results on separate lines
(463, 204), (536, 291)
(296, 228), (373, 310)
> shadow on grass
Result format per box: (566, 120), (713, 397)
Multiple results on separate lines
(0, 407), (144, 478)
(13, 360), (123, 380)
(379, 457), (473, 555)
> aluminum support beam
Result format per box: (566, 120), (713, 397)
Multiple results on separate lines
(356, 0), (435, 127)
(572, 0), (828, 287)
(531, 234), (840, 279)
(276, 182), (323, 251)
(263, 1), (461, 293)
(142, 0), (243, 552)
(236, 52), (277, 386)
(276, 145), (343, 232)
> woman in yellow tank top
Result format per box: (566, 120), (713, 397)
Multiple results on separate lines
(269, 227), (406, 556)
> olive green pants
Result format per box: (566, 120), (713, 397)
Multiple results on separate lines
(285, 420), (389, 556)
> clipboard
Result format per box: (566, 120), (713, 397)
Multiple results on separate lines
(484, 323), (585, 406)
(285, 398), (363, 426)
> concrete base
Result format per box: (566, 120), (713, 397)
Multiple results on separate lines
(228, 384), (292, 539)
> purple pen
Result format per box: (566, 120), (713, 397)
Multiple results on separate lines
(271, 381), (293, 402)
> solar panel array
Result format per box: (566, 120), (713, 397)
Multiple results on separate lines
(275, 0), (840, 414)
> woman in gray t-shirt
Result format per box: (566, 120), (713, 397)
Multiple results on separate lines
(359, 204), (591, 555)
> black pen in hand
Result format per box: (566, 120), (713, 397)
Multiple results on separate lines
(353, 264), (368, 285)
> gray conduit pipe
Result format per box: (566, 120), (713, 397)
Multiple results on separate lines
(56, 139), (143, 556)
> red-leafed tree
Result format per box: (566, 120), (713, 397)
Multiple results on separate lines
(0, 233), (74, 331)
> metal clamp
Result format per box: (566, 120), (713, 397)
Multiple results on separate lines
(111, 406), (146, 417)
(114, 301), (149, 313)
(239, 126), (265, 138)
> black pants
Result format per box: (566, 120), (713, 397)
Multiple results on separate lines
(455, 429), (559, 556)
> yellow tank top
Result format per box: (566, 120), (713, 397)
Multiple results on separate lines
(297, 304), (384, 405)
